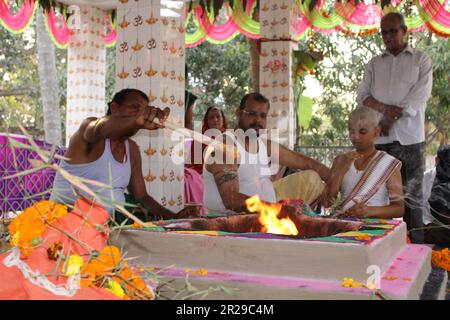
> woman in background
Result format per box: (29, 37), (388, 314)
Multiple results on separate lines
(183, 95), (228, 214)
(187, 106), (228, 175)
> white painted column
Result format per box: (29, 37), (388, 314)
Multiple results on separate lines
(259, 0), (296, 148)
(66, 5), (107, 145)
(115, 0), (185, 212)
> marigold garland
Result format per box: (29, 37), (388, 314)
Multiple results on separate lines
(340, 27), (378, 37)
(431, 248), (450, 271)
(8, 200), (68, 256)
(80, 245), (121, 287)
(114, 264), (153, 300)
(7, 200), (153, 300)
(79, 245), (153, 300)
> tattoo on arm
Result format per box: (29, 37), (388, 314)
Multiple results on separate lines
(217, 173), (238, 187)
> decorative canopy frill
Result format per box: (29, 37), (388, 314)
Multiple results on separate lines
(0, 0), (37, 33)
(185, 0), (260, 47)
(43, 7), (116, 49)
(1, 0), (449, 48)
(0, 0), (116, 47)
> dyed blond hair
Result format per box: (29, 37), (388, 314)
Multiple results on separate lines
(348, 106), (381, 128)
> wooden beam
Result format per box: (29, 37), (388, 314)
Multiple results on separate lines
(0, 88), (31, 97)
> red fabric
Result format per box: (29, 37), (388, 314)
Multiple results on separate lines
(0, 199), (120, 300)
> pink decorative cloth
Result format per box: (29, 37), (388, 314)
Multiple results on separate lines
(184, 167), (205, 215)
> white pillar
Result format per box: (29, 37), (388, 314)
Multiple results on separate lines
(66, 6), (107, 145)
(259, 0), (296, 149)
(115, 0), (185, 212)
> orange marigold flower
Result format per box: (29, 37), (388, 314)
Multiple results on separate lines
(383, 276), (399, 281)
(355, 234), (371, 241)
(80, 246), (122, 286)
(114, 263), (153, 300)
(8, 200), (68, 256)
(432, 248), (450, 271)
(130, 222), (143, 229)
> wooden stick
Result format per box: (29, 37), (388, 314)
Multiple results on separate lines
(155, 120), (214, 146)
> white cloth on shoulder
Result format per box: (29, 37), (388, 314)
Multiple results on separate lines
(339, 151), (401, 212)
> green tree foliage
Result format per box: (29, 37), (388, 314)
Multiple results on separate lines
(0, 20), (116, 144)
(1, 25), (40, 134)
(299, 31), (449, 150)
(0, 20), (67, 139)
(1, 12), (447, 151)
(415, 36), (450, 144)
(297, 32), (383, 146)
(186, 34), (253, 128)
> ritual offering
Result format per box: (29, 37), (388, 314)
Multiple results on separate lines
(113, 196), (440, 300)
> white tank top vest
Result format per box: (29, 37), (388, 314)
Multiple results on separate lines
(203, 132), (276, 214)
(50, 139), (131, 214)
(341, 155), (390, 207)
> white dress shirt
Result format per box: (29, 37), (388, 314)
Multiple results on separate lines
(357, 45), (433, 145)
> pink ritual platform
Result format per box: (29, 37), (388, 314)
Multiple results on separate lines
(111, 213), (434, 300)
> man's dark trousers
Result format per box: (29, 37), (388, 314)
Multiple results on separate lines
(376, 141), (425, 243)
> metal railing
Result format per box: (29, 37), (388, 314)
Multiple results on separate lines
(0, 133), (63, 215)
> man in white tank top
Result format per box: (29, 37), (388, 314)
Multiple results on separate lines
(203, 93), (330, 214)
(50, 88), (198, 221)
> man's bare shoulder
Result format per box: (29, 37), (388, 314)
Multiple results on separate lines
(65, 117), (103, 162)
(71, 117), (100, 142)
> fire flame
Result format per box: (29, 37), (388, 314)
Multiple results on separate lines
(245, 195), (298, 236)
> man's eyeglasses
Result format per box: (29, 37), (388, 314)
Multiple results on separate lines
(380, 28), (401, 36)
(241, 109), (268, 119)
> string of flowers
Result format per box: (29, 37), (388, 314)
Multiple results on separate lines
(340, 27), (378, 37)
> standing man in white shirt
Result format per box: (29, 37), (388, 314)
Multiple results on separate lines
(357, 12), (433, 243)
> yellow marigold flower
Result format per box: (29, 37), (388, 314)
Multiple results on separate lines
(104, 280), (125, 299)
(11, 231), (20, 247)
(341, 277), (363, 288)
(198, 268), (208, 275)
(130, 222), (143, 229)
(193, 268), (208, 275)
(185, 268), (191, 273)
(64, 254), (84, 276)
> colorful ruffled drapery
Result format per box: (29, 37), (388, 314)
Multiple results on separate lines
(1, 0), (450, 46)
(44, 7), (70, 49)
(186, 0), (450, 45)
(104, 11), (116, 47)
(0, 0), (118, 45)
(0, 0), (37, 33)
(185, 0), (260, 47)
